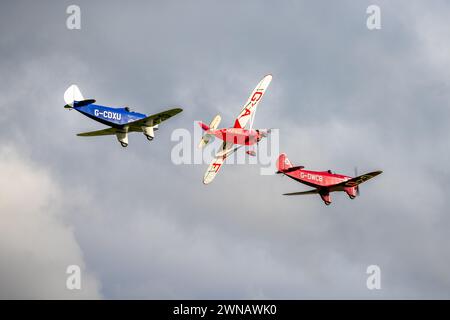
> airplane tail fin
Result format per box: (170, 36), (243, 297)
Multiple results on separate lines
(64, 85), (96, 109)
(198, 114), (221, 148)
(198, 121), (210, 131)
(64, 84), (84, 108)
(276, 153), (293, 173)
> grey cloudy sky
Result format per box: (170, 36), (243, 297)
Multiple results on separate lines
(1, 0), (450, 299)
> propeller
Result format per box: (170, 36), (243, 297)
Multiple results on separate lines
(354, 167), (360, 196)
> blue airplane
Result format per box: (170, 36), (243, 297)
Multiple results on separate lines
(64, 85), (182, 147)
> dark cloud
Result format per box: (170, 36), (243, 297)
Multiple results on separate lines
(1, 0), (449, 298)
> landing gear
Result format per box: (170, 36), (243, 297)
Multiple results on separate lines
(116, 131), (129, 148)
(345, 187), (358, 199)
(142, 126), (156, 142)
(320, 192), (332, 206)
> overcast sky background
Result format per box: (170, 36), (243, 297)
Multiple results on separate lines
(1, 0), (450, 299)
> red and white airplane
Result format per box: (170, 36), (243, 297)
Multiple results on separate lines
(276, 153), (382, 205)
(199, 74), (273, 184)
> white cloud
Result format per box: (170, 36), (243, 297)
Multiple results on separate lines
(0, 146), (101, 299)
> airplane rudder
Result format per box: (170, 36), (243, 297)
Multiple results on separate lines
(64, 84), (84, 103)
(277, 153), (292, 172)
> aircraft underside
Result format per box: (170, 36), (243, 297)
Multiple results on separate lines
(318, 187), (357, 205)
(212, 129), (260, 146)
(114, 125), (159, 147)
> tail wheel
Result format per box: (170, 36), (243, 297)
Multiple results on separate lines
(120, 142), (128, 148)
(146, 135), (154, 141)
(325, 202), (331, 206)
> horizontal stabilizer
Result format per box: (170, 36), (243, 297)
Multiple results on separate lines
(65, 99), (96, 109)
(73, 99), (96, 107)
(198, 134), (212, 149)
(209, 114), (221, 130)
(283, 189), (319, 196)
(198, 114), (221, 148)
(282, 166), (305, 173)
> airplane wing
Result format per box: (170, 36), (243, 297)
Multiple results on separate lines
(127, 108), (182, 130)
(77, 127), (121, 136)
(233, 74), (272, 129)
(332, 171), (383, 189)
(283, 189), (319, 196)
(77, 108), (182, 140)
(203, 141), (241, 184)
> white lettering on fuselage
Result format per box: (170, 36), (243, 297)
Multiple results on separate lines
(300, 172), (323, 183)
(94, 109), (122, 121)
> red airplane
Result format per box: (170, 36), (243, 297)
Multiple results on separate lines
(276, 153), (382, 205)
(198, 74), (272, 184)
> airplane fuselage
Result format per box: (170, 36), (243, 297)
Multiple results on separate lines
(285, 169), (349, 188)
(74, 103), (147, 128)
(284, 169), (358, 203)
(208, 128), (264, 146)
